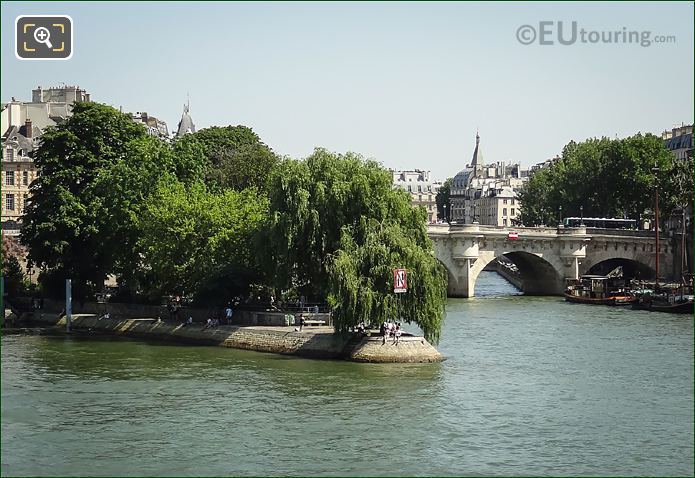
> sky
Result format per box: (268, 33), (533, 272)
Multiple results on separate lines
(1, 1), (693, 180)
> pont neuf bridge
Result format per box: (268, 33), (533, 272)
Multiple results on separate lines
(427, 223), (671, 297)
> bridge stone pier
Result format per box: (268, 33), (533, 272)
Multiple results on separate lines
(427, 224), (671, 297)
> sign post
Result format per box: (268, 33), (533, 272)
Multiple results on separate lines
(65, 279), (72, 333)
(393, 268), (407, 293)
(393, 268), (407, 324)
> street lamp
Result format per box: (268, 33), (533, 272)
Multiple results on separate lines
(652, 163), (660, 289)
(559, 206), (563, 226)
(580, 205), (584, 226)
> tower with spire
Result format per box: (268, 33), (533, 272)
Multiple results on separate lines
(175, 97), (195, 137)
(470, 131), (482, 168)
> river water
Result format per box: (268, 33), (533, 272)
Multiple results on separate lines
(2, 272), (693, 476)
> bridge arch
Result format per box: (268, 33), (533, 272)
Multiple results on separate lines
(580, 256), (655, 281)
(469, 251), (565, 296)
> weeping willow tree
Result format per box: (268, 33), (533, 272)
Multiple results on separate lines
(327, 218), (447, 344)
(263, 148), (448, 343)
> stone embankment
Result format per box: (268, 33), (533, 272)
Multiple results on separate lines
(30, 313), (444, 363)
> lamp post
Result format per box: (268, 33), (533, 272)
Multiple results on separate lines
(652, 163), (660, 290)
(682, 206), (687, 279)
(443, 203), (448, 224)
(580, 205), (584, 226)
(559, 205), (563, 226)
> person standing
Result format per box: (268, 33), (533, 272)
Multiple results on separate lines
(225, 304), (233, 325)
(171, 295), (181, 322)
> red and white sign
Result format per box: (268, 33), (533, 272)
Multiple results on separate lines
(393, 268), (407, 293)
(507, 231), (519, 240)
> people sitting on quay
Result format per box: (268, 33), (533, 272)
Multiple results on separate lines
(182, 316), (193, 326)
(356, 321), (366, 335)
(394, 323), (402, 345)
(98, 312), (110, 321)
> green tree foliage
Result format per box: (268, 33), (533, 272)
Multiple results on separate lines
(178, 125), (279, 193)
(328, 219), (447, 343)
(2, 254), (27, 299)
(517, 134), (681, 227)
(21, 102), (209, 301)
(94, 136), (207, 296)
(435, 177), (452, 221)
(21, 102), (149, 300)
(137, 181), (268, 303)
(264, 148), (447, 342)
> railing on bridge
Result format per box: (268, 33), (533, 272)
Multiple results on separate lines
(428, 223), (655, 238)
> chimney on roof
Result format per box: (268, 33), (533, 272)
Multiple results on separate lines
(25, 118), (32, 138)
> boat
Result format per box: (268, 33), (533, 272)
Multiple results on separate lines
(564, 275), (637, 306)
(632, 285), (694, 314)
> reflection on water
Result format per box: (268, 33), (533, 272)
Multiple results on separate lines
(2, 272), (693, 476)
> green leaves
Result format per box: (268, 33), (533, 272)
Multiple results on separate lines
(20, 103), (209, 301)
(176, 125), (279, 193)
(327, 219), (447, 344)
(264, 148), (447, 343)
(436, 177), (452, 221)
(518, 133), (684, 227)
(137, 181), (268, 301)
(21, 103), (149, 299)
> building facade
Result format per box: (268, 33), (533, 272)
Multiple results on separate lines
(391, 169), (442, 223)
(662, 123), (693, 278)
(663, 124), (693, 161)
(449, 132), (528, 226)
(131, 111), (169, 138)
(1, 86), (93, 234)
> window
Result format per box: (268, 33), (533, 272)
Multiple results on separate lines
(23, 194), (28, 211)
(511, 199), (515, 205)
(511, 208), (515, 215)
(5, 171), (15, 186)
(407, 185), (412, 192)
(428, 195), (432, 201)
(5, 148), (14, 161)
(418, 185), (422, 192)
(503, 208), (507, 216)
(418, 195), (422, 201)
(503, 199), (508, 204)
(427, 185), (432, 192)
(5, 194), (14, 211)
(503, 218), (507, 226)
(22, 171), (29, 185)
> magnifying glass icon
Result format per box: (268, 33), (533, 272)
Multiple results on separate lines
(33, 27), (53, 49)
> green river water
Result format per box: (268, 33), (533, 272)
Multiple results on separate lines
(2, 272), (693, 476)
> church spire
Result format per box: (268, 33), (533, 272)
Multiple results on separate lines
(176, 97), (195, 137)
(471, 130), (482, 167)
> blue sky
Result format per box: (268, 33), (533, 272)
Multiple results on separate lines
(2, 1), (693, 179)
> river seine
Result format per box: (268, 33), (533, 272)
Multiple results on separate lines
(2, 272), (693, 476)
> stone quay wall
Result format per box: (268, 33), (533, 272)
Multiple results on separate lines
(31, 313), (443, 363)
(36, 299), (331, 327)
